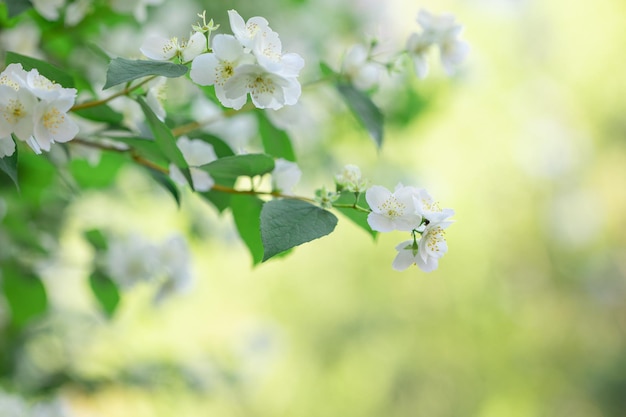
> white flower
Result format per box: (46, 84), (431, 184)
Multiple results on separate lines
(0, 136), (15, 158)
(365, 183), (422, 232)
(392, 219), (452, 272)
(228, 9), (272, 51)
(65, 0), (93, 26)
(335, 164), (368, 192)
(106, 234), (160, 288)
(190, 34), (254, 109)
(406, 9), (469, 77)
(141, 32), (206, 62)
(0, 63), (28, 90)
(271, 158), (301, 195)
(0, 22), (43, 60)
(0, 84), (37, 143)
(224, 64), (301, 110)
(31, 91), (79, 153)
(169, 136), (217, 192)
(342, 44), (381, 90)
(406, 32), (432, 79)
(413, 188), (455, 223)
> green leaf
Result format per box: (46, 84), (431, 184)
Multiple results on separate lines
(319, 61), (337, 78)
(261, 199), (338, 261)
(89, 269), (120, 318)
(136, 97), (193, 187)
(231, 195), (264, 265)
(69, 152), (124, 189)
(84, 229), (108, 252)
(0, 137), (19, 191)
(333, 192), (377, 239)
(336, 82), (384, 148)
(73, 105), (124, 125)
(104, 58), (187, 89)
(192, 133), (235, 158)
(149, 169), (181, 208)
(257, 111), (296, 161)
(201, 154), (275, 181)
(2, 263), (48, 330)
(5, 51), (75, 88)
(5, 0), (32, 18)
(106, 136), (167, 166)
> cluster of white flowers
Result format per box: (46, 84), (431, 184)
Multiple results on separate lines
(30, 0), (163, 25)
(189, 10), (304, 110)
(365, 183), (454, 272)
(406, 9), (469, 78)
(105, 233), (192, 303)
(0, 63), (78, 158)
(341, 43), (382, 91)
(335, 164), (369, 193)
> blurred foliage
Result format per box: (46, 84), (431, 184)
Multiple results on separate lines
(1, 0), (626, 416)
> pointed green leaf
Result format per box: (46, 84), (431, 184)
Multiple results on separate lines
(231, 195), (264, 265)
(0, 137), (19, 191)
(261, 199), (337, 261)
(333, 192), (377, 239)
(89, 269), (120, 318)
(5, 0), (32, 18)
(136, 96), (193, 187)
(336, 82), (384, 148)
(73, 104), (124, 125)
(257, 111), (296, 161)
(104, 58), (187, 89)
(2, 263), (48, 330)
(5, 51), (75, 88)
(201, 154), (275, 181)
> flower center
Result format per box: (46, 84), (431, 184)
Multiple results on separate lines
(216, 63), (235, 86)
(0, 76), (20, 90)
(248, 76), (275, 97)
(424, 226), (445, 253)
(379, 196), (405, 219)
(42, 107), (65, 134)
(3, 99), (26, 124)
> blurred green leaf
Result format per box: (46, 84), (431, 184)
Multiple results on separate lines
(73, 105), (124, 125)
(336, 82), (384, 148)
(104, 58), (187, 89)
(137, 97), (193, 187)
(84, 229), (108, 252)
(202, 153), (275, 181)
(261, 199), (337, 261)
(89, 269), (120, 318)
(231, 194), (264, 265)
(149, 169), (181, 208)
(0, 137), (19, 191)
(5, 51), (75, 88)
(106, 136), (167, 166)
(2, 262), (48, 330)
(5, 0), (31, 18)
(333, 192), (377, 239)
(257, 111), (296, 162)
(69, 152), (124, 189)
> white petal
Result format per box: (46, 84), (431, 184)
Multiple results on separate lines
(392, 249), (417, 271)
(169, 163), (188, 187)
(0, 136), (16, 158)
(212, 34), (245, 62)
(182, 32), (207, 62)
(415, 255), (439, 272)
(141, 35), (177, 61)
(367, 212), (396, 232)
(190, 167), (214, 191)
(366, 185), (393, 214)
(190, 53), (219, 86)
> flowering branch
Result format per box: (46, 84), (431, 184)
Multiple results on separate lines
(71, 75), (158, 111)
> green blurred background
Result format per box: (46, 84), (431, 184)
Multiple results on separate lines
(2, 0), (626, 415)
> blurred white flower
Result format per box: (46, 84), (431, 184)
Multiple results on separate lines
(335, 164), (368, 192)
(153, 234), (193, 303)
(0, 21), (43, 59)
(65, 0), (93, 26)
(106, 234), (160, 288)
(109, 0), (164, 22)
(271, 158), (301, 195)
(366, 183), (422, 232)
(341, 44), (381, 90)
(169, 136), (217, 191)
(228, 9), (272, 51)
